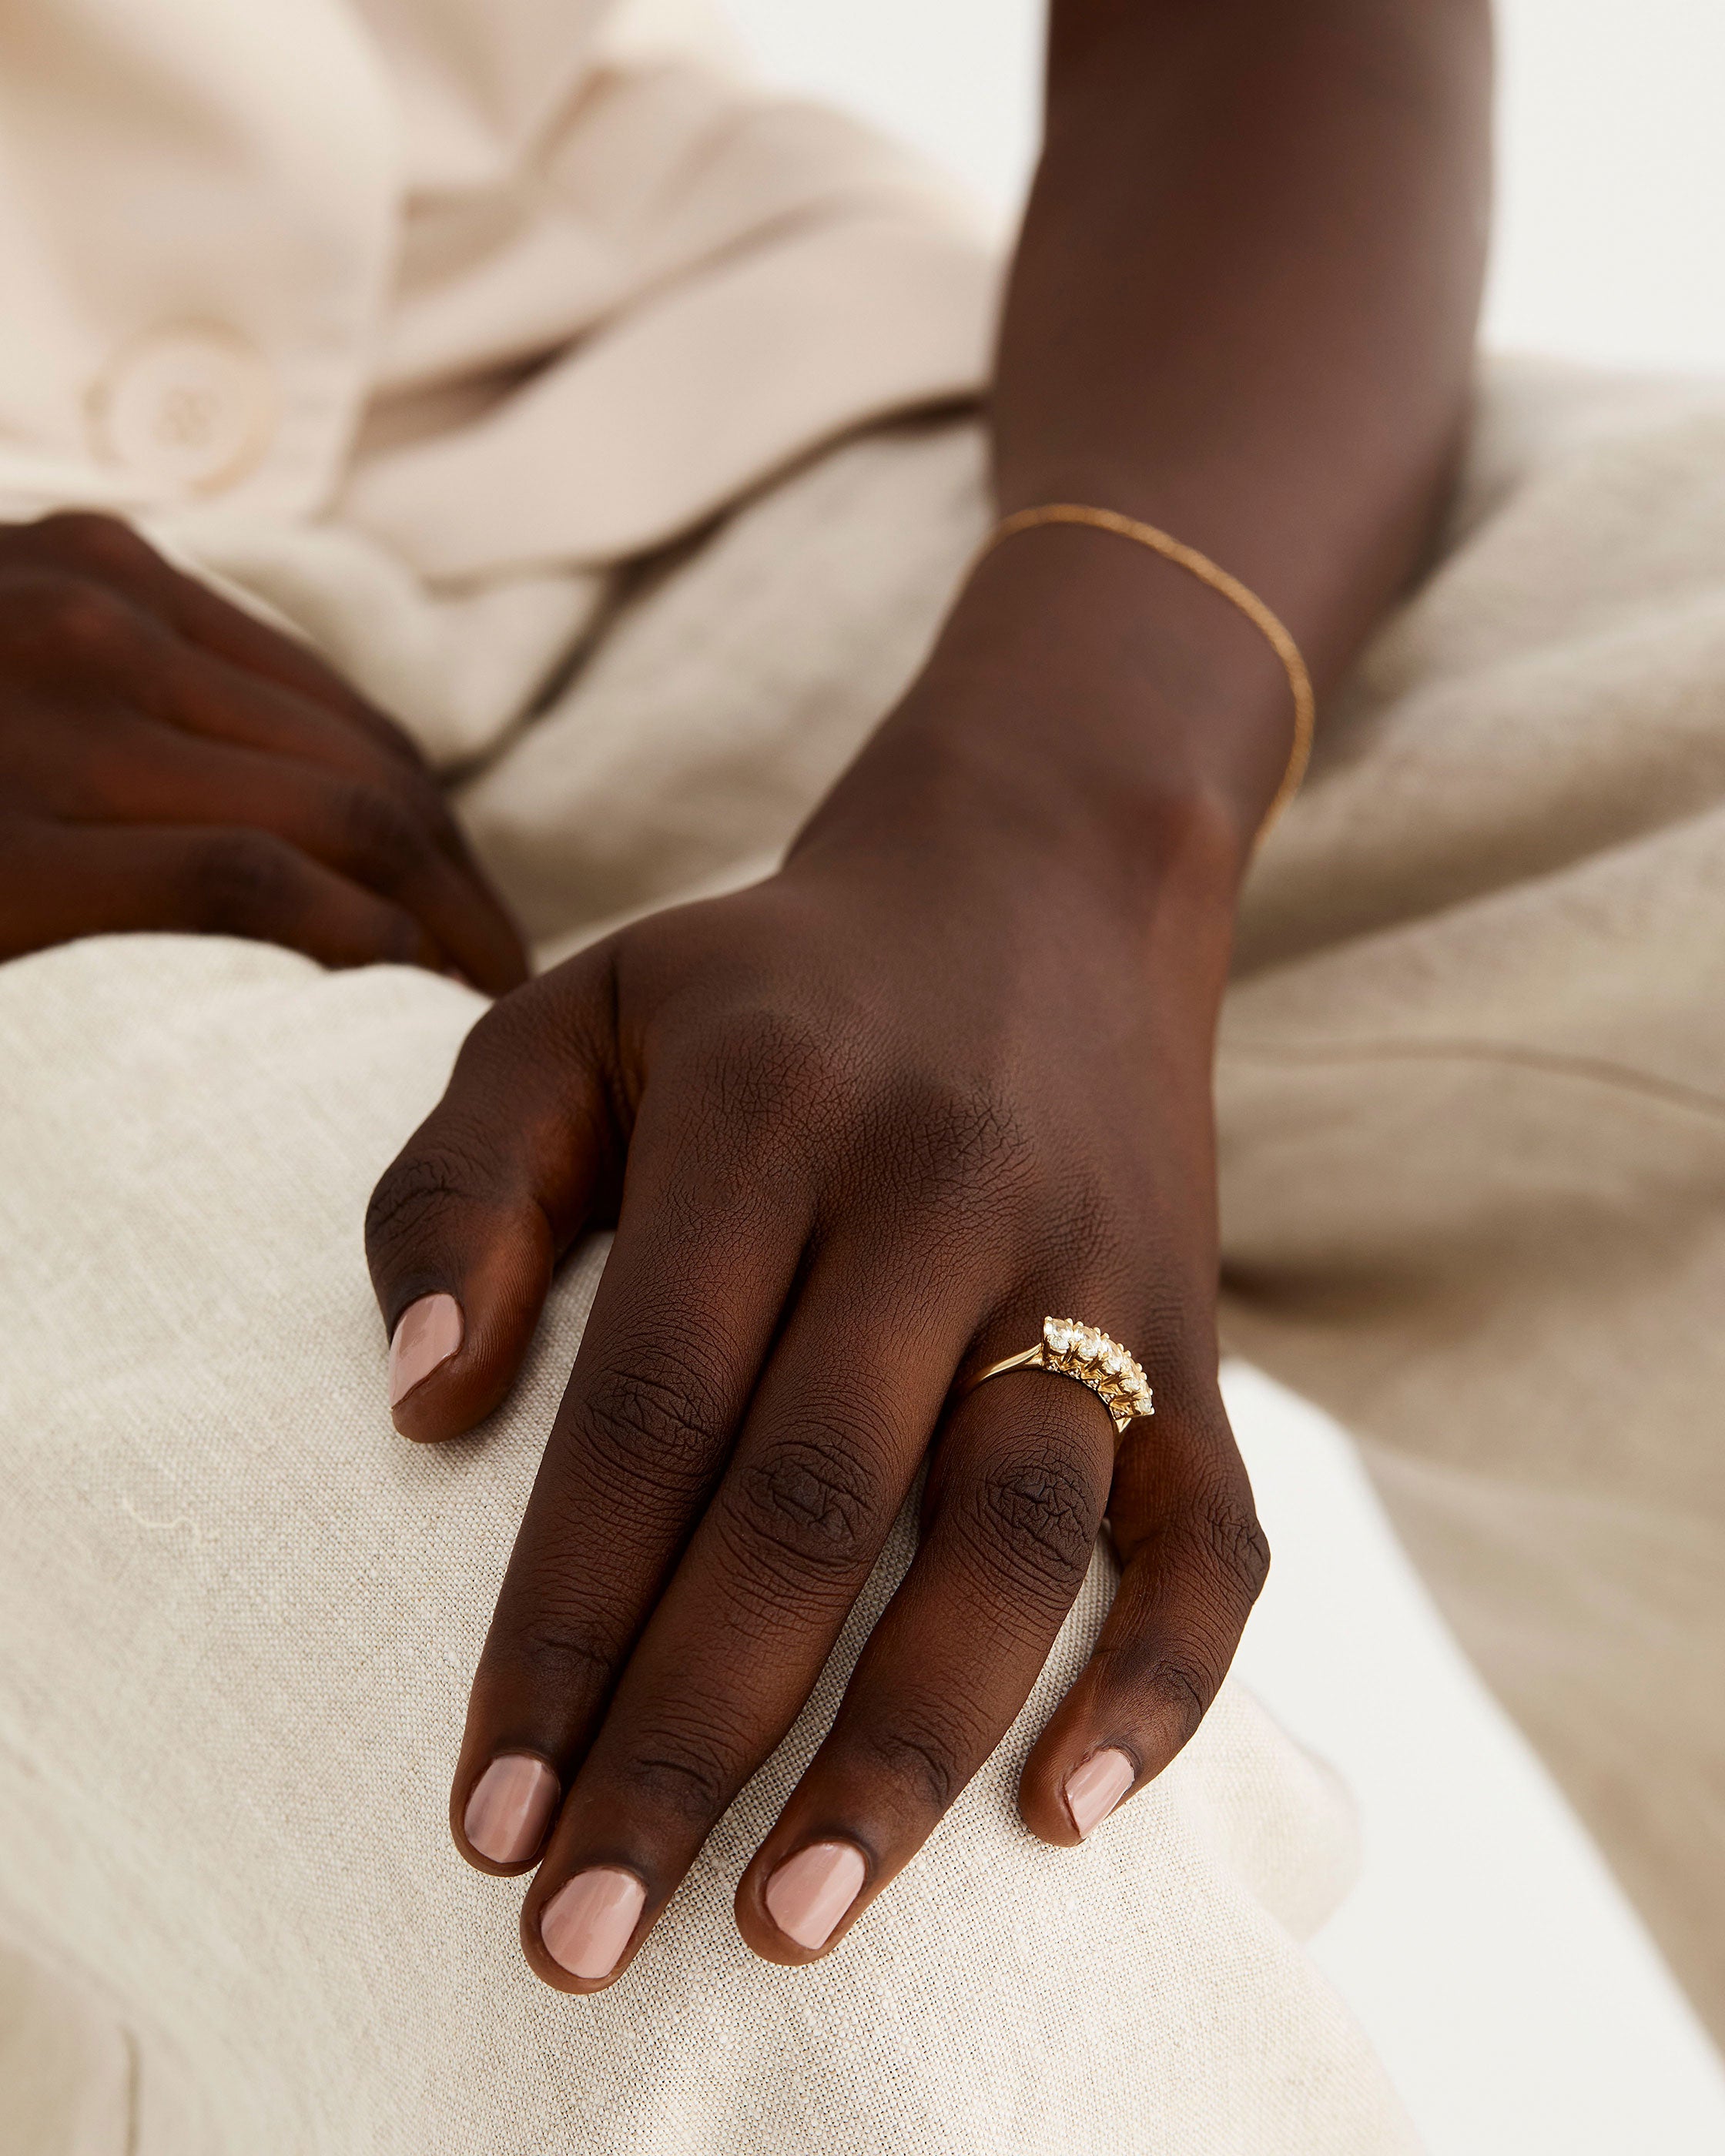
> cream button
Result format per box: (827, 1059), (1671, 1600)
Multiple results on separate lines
(87, 323), (276, 496)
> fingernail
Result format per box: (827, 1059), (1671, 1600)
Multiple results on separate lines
(388, 1292), (463, 1405)
(1063, 1748), (1137, 1839)
(540, 1868), (647, 1981)
(462, 1754), (559, 1866)
(764, 1841), (867, 1951)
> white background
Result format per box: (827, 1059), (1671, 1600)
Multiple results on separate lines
(726, 0), (1725, 373)
(712, 5), (1725, 2150)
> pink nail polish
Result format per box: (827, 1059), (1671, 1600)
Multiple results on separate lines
(1063, 1748), (1137, 1839)
(540, 1869), (646, 1981)
(463, 1754), (559, 1866)
(764, 1841), (867, 1951)
(388, 1292), (463, 1406)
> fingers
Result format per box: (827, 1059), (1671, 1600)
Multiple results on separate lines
(443, 1211), (1255, 1991)
(135, 636), (518, 949)
(7, 513), (528, 989)
(0, 816), (440, 974)
(364, 961), (628, 1441)
(458, 1256), (1256, 1990)
(447, 1112), (819, 1886)
(501, 1254), (957, 1990)
(733, 1356), (1113, 1964)
(65, 705), (524, 993)
(1017, 1366), (1268, 1846)
(17, 510), (427, 768)
(729, 1334), (1258, 1970)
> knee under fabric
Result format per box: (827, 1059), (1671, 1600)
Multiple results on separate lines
(0, 934), (1411, 2156)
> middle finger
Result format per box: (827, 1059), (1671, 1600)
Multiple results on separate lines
(516, 1244), (977, 1991)
(449, 1096), (814, 1872)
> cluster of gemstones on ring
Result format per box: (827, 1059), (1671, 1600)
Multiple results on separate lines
(1040, 1317), (1154, 1421)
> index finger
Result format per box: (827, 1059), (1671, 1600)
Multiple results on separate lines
(448, 1086), (814, 1873)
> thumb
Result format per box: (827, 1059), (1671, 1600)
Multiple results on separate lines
(364, 951), (624, 1441)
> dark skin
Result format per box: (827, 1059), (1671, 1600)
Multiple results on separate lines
(0, 512), (528, 989)
(5, 0), (1490, 1987)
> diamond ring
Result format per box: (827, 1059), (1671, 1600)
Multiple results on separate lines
(963, 1317), (1154, 1438)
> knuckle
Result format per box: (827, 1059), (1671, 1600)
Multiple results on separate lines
(858, 1708), (968, 1814)
(331, 782), (432, 889)
(618, 1719), (742, 1825)
(723, 1431), (889, 1587)
(574, 1344), (726, 1502)
(1093, 1632), (1219, 1748)
(1186, 1491), (1272, 1606)
(869, 1070), (1037, 1230)
(700, 1003), (851, 1153)
(492, 1600), (617, 1699)
(32, 510), (154, 578)
(924, 1080), (1034, 1189)
(184, 829), (303, 933)
(1141, 1652), (1216, 1743)
(363, 1133), (495, 1271)
(969, 1443), (1100, 1594)
(32, 575), (143, 662)
(453, 992), (538, 1073)
(1050, 1172), (1140, 1286)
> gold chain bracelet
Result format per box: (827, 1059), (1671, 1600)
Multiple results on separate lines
(980, 502), (1315, 839)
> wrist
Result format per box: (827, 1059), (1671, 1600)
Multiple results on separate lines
(926, 516), (1300, 855)
(792, 663), (1251, 947)
(797, 519), (1298, 909)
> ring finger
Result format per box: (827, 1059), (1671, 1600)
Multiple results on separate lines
(733, 1311), (1118, 1964)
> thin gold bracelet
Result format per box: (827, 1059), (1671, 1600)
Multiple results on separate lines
(980, 502), (1315, 839)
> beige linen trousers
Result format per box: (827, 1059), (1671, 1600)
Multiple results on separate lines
(2, 353), (1723, 2151)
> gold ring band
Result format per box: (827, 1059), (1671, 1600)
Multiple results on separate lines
(966, 1317), (1154, 1439)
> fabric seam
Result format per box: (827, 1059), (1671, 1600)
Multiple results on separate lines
(1221, 1033), (1725, 1124)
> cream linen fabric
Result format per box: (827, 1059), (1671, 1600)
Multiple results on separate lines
(0, 936), (1412, 2156)
(0, 0), (994, 763)
(1219, 360), (1725, 2041)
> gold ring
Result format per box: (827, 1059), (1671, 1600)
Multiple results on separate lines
(964, 1317), (1154, 1439)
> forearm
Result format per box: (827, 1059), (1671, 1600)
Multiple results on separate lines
(898, 0), (1492, 869)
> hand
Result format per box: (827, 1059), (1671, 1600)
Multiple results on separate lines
(0, 512), (527, 987)
(365, 641), (1270, 1991)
